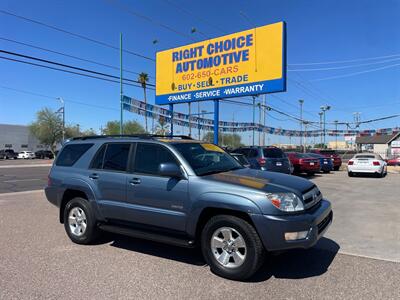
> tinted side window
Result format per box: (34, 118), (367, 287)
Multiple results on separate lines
(56, 144), (93, 167)
(103, 143), (131, 171)
(263, 148), (284, 158)
(134, 143), (177, 175)
(248, 149), (258, 158)
(90, 144), (107, 169)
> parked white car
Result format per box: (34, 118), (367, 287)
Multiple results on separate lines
(347, 153), (387, 177)
(18, 151), (35, 159)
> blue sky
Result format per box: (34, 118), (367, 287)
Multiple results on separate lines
(1, 0), (399, 144)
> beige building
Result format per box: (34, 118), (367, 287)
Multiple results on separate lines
(355, 133), (400, 159)
(327, 141), (349, 150)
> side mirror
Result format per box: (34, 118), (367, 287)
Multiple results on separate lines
(158, 162), (182, 178)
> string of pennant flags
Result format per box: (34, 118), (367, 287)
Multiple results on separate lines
(122, 96), (400, 137)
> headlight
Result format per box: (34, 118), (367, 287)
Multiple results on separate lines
(266, 193), (304, 212)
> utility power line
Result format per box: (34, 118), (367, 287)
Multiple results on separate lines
(0, 55), (155, 90)
(0, 49), (155, 89)
(162, 0), (226, 34)
(312, 63), (400, 81)
(0, 37), (154, 79)
(288, 57), (400, 72)
(0, 85), (119, 111)
(104, 0), (196, 41)
(289, 53), (400, 66)
(0, 9), (154, 61)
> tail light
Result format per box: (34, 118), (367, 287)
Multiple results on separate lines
(348, 161), (354, 165)
(373, 161), (380, 166)
(257, 158), (266, 166)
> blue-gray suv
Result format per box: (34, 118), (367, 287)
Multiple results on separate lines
(45, 135), (332, 280)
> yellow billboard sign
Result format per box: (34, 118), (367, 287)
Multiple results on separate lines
(155, 21), (286, 105)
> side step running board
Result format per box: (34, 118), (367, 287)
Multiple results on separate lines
(98, 224), (196, 248)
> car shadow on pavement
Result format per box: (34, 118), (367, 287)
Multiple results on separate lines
(250, 237), (340, 282)
(108, 234), (206, 266)
(106, 233), (339, 282)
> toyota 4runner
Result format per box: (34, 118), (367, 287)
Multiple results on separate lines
(45, 135), (332, 280)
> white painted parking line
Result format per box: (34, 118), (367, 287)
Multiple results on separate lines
(3, 179), (43, 183)
(0, 190), (43, 197)
(339, 251), (400, 264)
(0, 164), (52, 169)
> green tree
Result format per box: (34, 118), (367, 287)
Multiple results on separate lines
(313, 143), (327, 149)
(138, 72), (149, 133)
(202, 132), (244, 148)
(103, 120), (145, 135)
(65, 124), (81, 138)
(155, 117), (169, 136)
(29, 108), (63, 153)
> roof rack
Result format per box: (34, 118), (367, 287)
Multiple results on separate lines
(71, 134), (194, 141)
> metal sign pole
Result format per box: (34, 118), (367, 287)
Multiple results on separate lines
(214, 100), (219, 145)
(169, 104), (174, 136)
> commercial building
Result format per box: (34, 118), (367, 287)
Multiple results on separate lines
(355, 133), (400, 159)
(0, 124), (44, 152)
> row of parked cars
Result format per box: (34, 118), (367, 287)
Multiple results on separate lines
(229, 146), (342, 176)
(0, 149), (54, 160)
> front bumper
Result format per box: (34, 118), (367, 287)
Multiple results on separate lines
(251, 199), (332, 251)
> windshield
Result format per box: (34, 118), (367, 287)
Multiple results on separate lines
(307, 153), (323, 158)
(172, 143), (243, 176)
(297, 153), (313, 158)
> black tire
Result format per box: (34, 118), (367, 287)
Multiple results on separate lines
(348, 172), (353, 177)
(63, 197), (100, 244)
(307, 172), (315, 176)
(201, 215), (265, 281)
(334, 166), (340, 171)
(323, 170), (330, 173)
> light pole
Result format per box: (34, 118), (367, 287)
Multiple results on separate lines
(334, 120), (339, 150)
(318, 112), (323, 146)
(57, 97), (65, 141)
(320, 105), (331, 148)
(299, 99), (304, 152)
(119, 33), (123, 135)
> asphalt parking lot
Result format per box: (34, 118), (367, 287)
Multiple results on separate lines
(0, 167), (399, 299)
(0, 161), (51, 193)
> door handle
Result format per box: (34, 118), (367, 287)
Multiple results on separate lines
(129, 178), (141, 185)
(89, 173), (99, 180)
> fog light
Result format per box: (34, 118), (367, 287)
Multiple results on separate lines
(285, 230), (309, 241)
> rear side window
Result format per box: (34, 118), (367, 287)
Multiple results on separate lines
(103, 143), (131, 171)
(133, 143), (177, 175)
(90, 145), (107, 169)
(263, 148), (284, 158)
(56, 144), (93, 166)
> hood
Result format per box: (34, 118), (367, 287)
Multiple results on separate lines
(203, 168), (314, 194)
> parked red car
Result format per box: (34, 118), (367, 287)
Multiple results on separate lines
(387, 157), (400, 166)
(286, 152), (321, 175)
(311, 149), (342, 171)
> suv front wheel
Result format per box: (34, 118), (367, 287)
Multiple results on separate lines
(63, 197), (99, 244)
(201, 215), (265, 280)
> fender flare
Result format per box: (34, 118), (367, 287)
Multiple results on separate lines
(186, 192), (263, 237)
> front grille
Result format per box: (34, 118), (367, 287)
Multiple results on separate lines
(302, 186), (322, 209)
(318, 211), (332, 234)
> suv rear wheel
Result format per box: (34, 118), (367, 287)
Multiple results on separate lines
(201, 215), (265, 280)
(63, 197), (99, 244)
